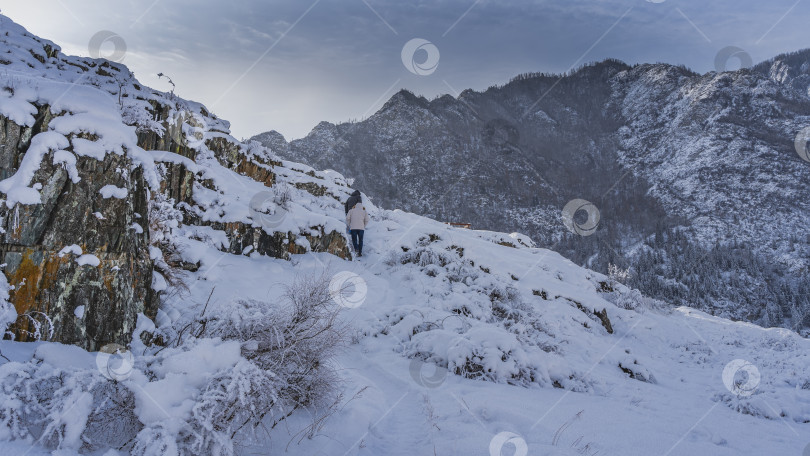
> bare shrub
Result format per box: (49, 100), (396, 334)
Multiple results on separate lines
(179, 360), (280, 456)
(183, 273), (348, 453)
(205, 274), (347, 407)
(273, 183), (293, 210)
(0, 273), (348, 456)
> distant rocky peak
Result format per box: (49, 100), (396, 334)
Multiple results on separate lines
(769, 60), (792, 84)
(250, 129), (289, 155)
(381, 89), (429, 112)
(752, 48), (810, 92)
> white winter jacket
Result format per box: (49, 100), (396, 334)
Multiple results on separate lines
(346, 204), (369, 230)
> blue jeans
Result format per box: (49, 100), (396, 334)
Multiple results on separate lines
(350, 229), (364, 254)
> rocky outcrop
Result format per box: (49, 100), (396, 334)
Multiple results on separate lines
(0, 110), (154, 351)
(0, 17), (353, 352)
(144, 104), (351, 262)
(0, 98), (352, 351)
(136, 105), (200, 161)
(197, 221), (350, 259)
(155, 162), (196, 206)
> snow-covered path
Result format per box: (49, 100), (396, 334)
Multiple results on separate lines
(2, 208), (808, 455)
(190, 214), (810, 456)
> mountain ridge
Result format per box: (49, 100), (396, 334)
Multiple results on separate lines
(253, 51), (810, 333)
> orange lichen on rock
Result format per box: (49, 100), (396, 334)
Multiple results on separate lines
(236, 160), (275, 187)
(6, 249), (68, 341)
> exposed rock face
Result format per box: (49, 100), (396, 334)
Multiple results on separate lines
(136, 107), (200, 161)
(0, 97), (352, 349)
(0, 110), (153, 351)
(145, 107), (351, 263)
(0, 16), (353, 350)
(198, 221), (350, 259)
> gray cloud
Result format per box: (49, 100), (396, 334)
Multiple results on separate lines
(3, 0), (808, 140)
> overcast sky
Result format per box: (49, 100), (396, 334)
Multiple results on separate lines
(3, 0), (809, 140)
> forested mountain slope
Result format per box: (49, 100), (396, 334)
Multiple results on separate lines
(254, 54), (810, 333)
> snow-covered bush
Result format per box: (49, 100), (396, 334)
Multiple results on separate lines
(605, 286), (664, 311)
(272, 183), (293, 210)
(0, 275), (346, 455)
(385, 240), (586, 389)
(0, 353), (139, 452)
(203, 274), (347, 409)
(607, 263), (630, 287)
(130, 359), (280, 456)
(126, 275), (347, 455)
(399, 246), (454, 268)
(447, 327), (543, 386)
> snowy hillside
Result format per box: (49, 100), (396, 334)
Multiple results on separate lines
(0, 14), (809, 456)
(255, 55), (810, 334)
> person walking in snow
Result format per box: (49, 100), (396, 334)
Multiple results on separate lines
(346, 202), (369, 257)
(344, 189), (362, 235)
(345, 190), (362, 215)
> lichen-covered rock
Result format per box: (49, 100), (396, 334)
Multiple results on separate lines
(199, 221), (351, 259)
(0, 18), (356, 353)
(0, 111), (154, 351)
(294, 181), (340, 201)
(3, 249), (151, 348)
